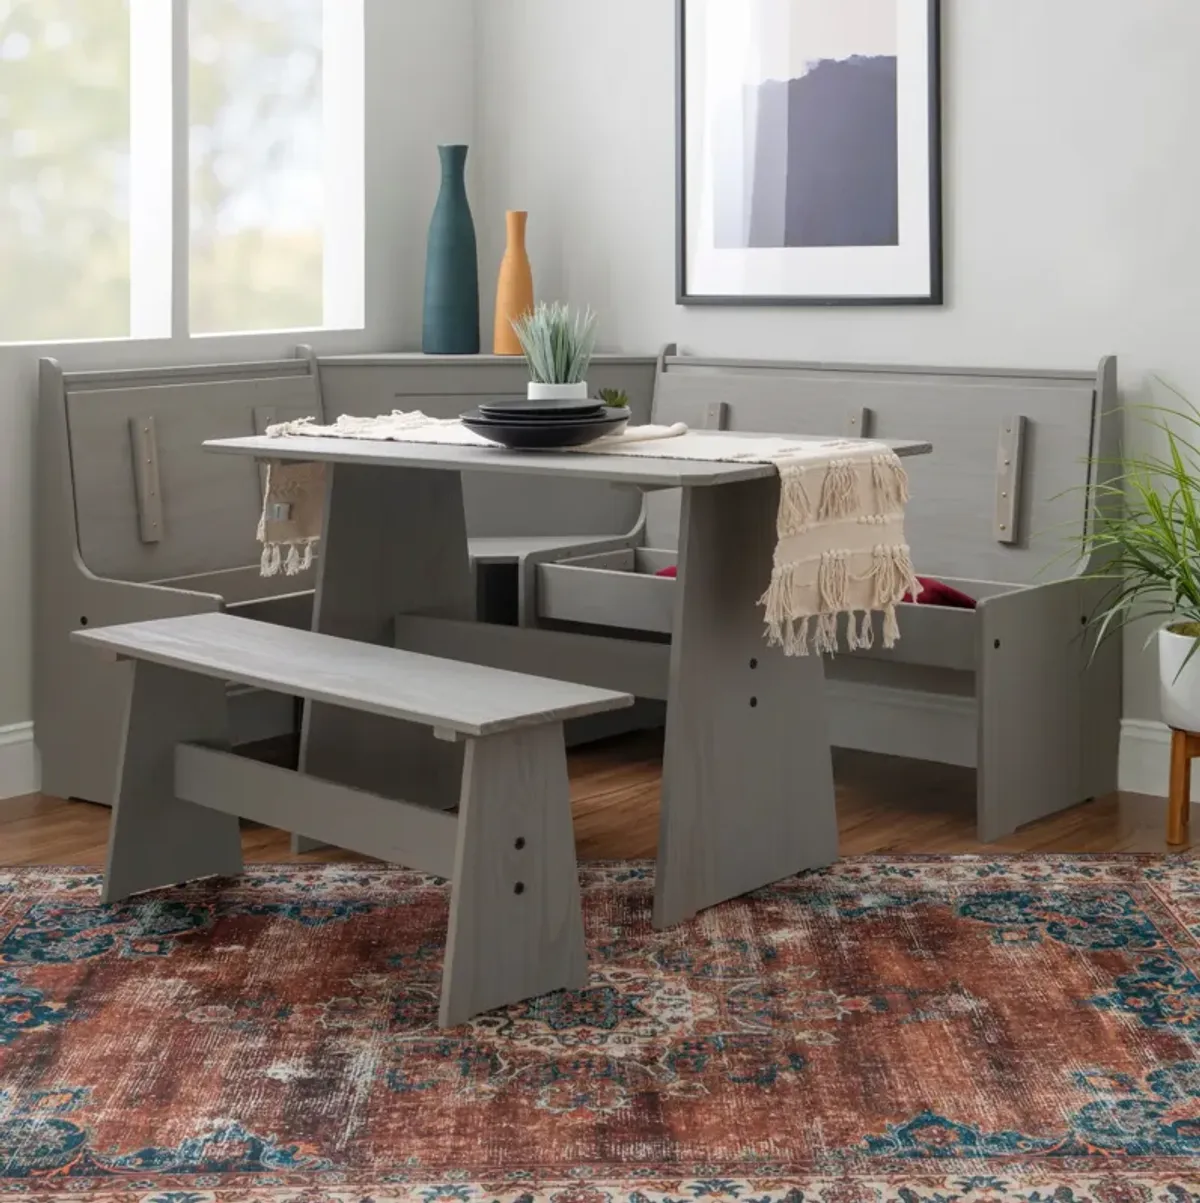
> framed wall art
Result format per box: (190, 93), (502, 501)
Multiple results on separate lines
(677, 0), (942, 306)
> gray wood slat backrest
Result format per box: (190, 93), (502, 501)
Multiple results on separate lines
(66, 367), (322, 583)
(319, 355), (657, 539)
(647, 354), (1116, 585)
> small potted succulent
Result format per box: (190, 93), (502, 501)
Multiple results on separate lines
(1083, 382), (1200, 729)
(512, 302), (598, 403)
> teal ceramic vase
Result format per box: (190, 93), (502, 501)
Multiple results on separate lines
(422, 144), (480, 355)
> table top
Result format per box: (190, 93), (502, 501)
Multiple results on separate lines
(205, 432), (933, 489)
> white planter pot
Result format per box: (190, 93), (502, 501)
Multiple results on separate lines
(527, 381), (588, 402)
(1159, 624), (1200, 730)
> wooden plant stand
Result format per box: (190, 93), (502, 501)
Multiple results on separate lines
(1169, 728), (1199, 847)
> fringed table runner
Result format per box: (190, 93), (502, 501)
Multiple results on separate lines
(257, 413), (919, 656)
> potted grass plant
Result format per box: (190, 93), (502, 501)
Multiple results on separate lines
(511, 302), (598, 403)
(1083, 382), (1200, 730)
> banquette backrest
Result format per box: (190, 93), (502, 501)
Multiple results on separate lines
(646, 352), (1119, 586)
(318, 353), (657, 541)
(58, 352), (323, 593)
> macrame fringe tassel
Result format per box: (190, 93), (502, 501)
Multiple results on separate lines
(815, 550), (853, 655)
(760, 563), (795, 652)
(260, 538), (316, 578)
(759, 564), (812, 657)
(846, 609), (876, 652)
(819, 459), (859, 520)
(871, 453), (910, 511)
(776, 464), (813, 535)
(785, 616), (812, 659)
(818, 550), (849, 610)
(286, 538), (318, 576)
(883, 604), (901, 647)
(869, 543), (921, 648)
(858, 609), (875, 649)
(761, 551), (864, 658)
(815, 612), (839, 655)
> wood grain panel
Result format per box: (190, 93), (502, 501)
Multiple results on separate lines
(69, 375), (322, 583)
(73, 612), (632, 737)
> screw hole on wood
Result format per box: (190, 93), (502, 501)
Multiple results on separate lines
(513, 882), (525, 895)
(514, 837), (525, 850)
(750, 697), (758, 708)
(749, 658), (758, 670)
(80, 617), (88, 626)
(993, 639), (1001, 650)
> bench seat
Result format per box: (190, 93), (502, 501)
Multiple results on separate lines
(74, 612), (632, 1025)
(74, 612), (632, 737)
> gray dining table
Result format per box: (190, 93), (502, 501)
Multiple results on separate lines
(206, 432), (931, 928)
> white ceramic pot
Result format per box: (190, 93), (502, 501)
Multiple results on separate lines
(527, 381), (588, 403)
(1159, 623), (1200, 730)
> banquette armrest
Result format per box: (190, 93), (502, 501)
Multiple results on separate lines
(65, 562), (224, 637)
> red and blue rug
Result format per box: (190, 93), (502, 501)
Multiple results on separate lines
(2, 856), (1200, 1201)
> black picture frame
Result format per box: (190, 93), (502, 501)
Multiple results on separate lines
(676, 0), (943, 307)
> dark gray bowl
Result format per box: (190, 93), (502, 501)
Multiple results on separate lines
(462, 409), (629, 449)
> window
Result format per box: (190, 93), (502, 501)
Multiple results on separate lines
(190, 0), (323, 334)
(0, 0), (134, 342)
(0, 0), (363, 345)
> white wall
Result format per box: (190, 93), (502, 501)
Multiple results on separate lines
(476, 0), (1200, 724)
(0, 0), (474, 738)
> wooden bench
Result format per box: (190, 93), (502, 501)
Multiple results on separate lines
(35, 353), (326, 809)
(519, 348), (1123, 842)
(72, 612), (632, 1027)
(35, 351), (657, 809)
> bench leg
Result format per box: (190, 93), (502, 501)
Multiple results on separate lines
(439, 724), (587, 1027)
(976, 579), (1122, 841)
(655, 478), (839, 930)
(103, 662), (243, 904)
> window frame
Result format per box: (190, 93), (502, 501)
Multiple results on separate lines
(2, 0), (365, 348)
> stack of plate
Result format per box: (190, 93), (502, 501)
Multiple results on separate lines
(461, 399), (629, 450)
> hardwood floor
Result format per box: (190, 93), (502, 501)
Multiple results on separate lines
(0, 732), (1186, 868)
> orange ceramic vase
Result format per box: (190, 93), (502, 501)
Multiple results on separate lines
(493, 210), (534, 355)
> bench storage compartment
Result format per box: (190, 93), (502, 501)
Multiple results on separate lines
(537, 549), (678, 635)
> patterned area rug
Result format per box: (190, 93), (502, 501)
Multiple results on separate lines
(2, 857), (1200, 1202)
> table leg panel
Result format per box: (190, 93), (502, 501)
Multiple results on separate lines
(654, 477), (839, 929)
(300, 464), (476, 817)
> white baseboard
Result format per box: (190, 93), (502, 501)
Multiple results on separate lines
(1119, 718), (1191, 800)
(0, 723), (39, 800)
(1, 691), (293, 804)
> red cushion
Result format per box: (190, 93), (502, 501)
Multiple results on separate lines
(904, 577), (977, 609)
(656, 566), (678, 578)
